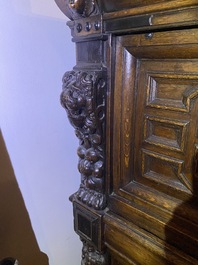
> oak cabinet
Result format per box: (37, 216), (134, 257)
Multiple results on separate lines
(55, 1), (198, 264)
(106, 28), (198, 265)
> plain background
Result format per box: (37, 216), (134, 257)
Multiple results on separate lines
(0, 0), (82, 264)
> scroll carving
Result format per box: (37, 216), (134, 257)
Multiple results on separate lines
(61, 70), (106, 210)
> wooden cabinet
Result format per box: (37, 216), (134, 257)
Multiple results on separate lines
(55, 1), (198, 264)
(106, 28), (198, 264)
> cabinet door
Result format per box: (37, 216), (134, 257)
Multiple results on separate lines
(109, 28), (198, 263)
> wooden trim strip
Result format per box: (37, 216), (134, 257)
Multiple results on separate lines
(104, 1), (198, 20)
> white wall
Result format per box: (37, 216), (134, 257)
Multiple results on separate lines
(0, 1), (82, 264)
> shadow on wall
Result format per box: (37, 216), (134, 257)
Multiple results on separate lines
(0, 129), (49, 265)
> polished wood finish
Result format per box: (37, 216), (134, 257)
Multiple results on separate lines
(55, 1), (198, 264)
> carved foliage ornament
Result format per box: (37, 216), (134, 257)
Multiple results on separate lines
(61, 70), (106, 210)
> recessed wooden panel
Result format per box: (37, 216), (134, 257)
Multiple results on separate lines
(73, 202), (103, 251)
(113, 31), (198, 198)
(142, 149), (190, 192)
(146, 73), (198, 112)
(131, 59), (198, 196)
(144, 116), (189, 152)
(131, 60), (198, 196)
(111, 28), (198, 264)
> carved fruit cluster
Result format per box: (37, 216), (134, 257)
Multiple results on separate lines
(61, 70), (106, 209)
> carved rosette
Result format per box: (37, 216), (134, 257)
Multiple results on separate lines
(61, 70), (106, 210)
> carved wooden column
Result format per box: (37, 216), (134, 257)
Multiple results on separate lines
(55, 1), (109, 264)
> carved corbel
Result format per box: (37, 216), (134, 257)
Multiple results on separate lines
(60, 70), (107, 210)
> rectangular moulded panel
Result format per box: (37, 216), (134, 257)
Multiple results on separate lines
(76, 40), (103, 65)
(112, 28), (198, 217)
(144, 116), (189, 152)
(146, 73), (198, 112)
(142, 149), (188, 191)
(73, 202), (103, 251)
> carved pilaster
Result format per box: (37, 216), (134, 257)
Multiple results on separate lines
(61, 70), (107, 210)
(60, 69), (109, 263)
(55, 1), (108, 263)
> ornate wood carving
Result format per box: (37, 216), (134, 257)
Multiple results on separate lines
(55, 0), (99, 21)
(69, 0), (99, 18)
(81, 238), (108, 265)
(61, 70), (106, 210)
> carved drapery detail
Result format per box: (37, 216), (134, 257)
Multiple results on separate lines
(81, 238), (108, 265)
(61, 70), (106, 210)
